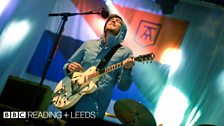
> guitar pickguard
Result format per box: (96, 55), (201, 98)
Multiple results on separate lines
(52, 66), (98, 110)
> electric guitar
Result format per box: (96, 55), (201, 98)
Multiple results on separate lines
(51, 53), (155, 110)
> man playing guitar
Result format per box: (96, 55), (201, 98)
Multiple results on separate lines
(61, 14), (134, 120)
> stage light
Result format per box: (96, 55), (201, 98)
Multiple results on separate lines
(160, 48), (182, 76)
(216, 70), (224, 99)
(92, 17), (106, 35)
(105, 0), (113, 6)
(185, 107), (201, 126)
(0, 20), (31, 57)
(0, 0), (10, 16)
(154, 85), (189, 126)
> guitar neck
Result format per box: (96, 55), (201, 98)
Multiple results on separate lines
(99, 61), (124, 74)
(87, 53), (154, 80)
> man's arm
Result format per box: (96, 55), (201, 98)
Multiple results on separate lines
(63, 43), (86, 76)
(117, 49), (133, 91)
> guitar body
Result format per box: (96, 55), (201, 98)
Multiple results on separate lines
(52, 66), (98, 110)
(52, 53), (155, 110)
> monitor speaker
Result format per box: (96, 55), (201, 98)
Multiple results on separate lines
(0, 75), (53, 111)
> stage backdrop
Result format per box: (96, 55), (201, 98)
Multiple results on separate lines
(26, 0), (187, 98)
(1, 0), (223, 125)
(25, 1), (187, 123)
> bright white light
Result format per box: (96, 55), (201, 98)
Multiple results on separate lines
(155, 85), (189, 126)
(161, 48), (182, 76)
(0, 0), (10, 16)
(0, 20), (31, 56)
(185, 107), (201, 126)
(106, 0), (120, 14)
(1, 20), (30, 43)
(92, 18), (106, 35)
(105, 0), (112, 5)
(216, 70), (224, 100)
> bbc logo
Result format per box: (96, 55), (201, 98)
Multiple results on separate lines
(3, 111), (26, 118)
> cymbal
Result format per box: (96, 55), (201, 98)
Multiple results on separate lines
(114, 99), (157, 126)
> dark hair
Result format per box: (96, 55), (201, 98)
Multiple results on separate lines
(104, 14), (122, 33)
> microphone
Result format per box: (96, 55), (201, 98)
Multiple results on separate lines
(101, 8), (109, 19)
(48, 8), (109, 19)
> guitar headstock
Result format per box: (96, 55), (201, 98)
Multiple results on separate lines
(134, 53), (155, 63)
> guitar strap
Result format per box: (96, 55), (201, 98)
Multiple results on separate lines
(96, 44), (122, 70)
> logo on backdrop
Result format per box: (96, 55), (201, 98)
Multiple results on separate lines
(134, 20), (162, 47)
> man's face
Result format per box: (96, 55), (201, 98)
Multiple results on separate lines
(105, 17), (122, 36)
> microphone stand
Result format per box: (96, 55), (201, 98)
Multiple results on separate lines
(30, 11), (101, 111)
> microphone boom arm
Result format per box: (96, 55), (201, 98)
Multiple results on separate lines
(48, 7), (109, 19)
(48, 11), (100, 17)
